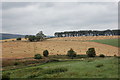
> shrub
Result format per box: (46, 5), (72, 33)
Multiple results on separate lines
(67, 48), (76, 59)
(114, 54), (117, 57)
(27, 74), (38, 78)
(96, 64), (104, 68)
(2, 73), (10, 80)
(43, 50), (49, 57)
(16, 38), (21, 41)
(86, 48), (96, 57)
(34, 54), (42, 59)
(14, 62), (19, 65)
(44, 67), (68, 74)
(99, 54), (105, 57)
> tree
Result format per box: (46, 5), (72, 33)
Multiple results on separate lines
(43, 50), (49, 57)
(16, 38), (21, 41)
(25, 35), (29, 39)
(36, 31), (46, 41)
(67, 48), (76, 59)
(28, 35), (36, 42)
(86, 48), (96, 57)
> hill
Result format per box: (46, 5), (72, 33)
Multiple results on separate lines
(0, 33), (25, 40)
(2, 36), (119, 59)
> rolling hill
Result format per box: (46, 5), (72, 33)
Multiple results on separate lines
(0, 33), (25, 40)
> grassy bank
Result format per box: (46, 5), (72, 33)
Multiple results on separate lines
(2, 57), (119, 78)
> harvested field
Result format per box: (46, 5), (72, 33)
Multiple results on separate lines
(2, 36), (119, 59)
(48, 36), (119, 41)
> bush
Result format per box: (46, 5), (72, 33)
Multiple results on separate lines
(44, 67), (68, 74)
(86, 48), (96, 57)
(14, 62), (19, 65)
(67, 48), (76, 59)
(16, 38), (21, 41)
(2, 73), (10, 80)
(96, 64), (104, 68)
(43, 50), (49, 57)
(27, 74), (38, 78)
(34, 54), (42, 59)
(99, 54), (105, 57)
(114, 54), (117, 57)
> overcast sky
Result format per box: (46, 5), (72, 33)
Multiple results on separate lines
(2, 2), (118, 36)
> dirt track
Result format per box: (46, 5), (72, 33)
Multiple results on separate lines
(2, 36), (119, 58)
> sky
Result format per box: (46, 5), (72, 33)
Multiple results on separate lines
(2, 2), (118, 36)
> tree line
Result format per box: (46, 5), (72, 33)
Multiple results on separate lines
(54, 29), (120, 37)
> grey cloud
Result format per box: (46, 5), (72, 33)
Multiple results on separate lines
(2, 2), (118, 35)
(2, 2), (32, 10)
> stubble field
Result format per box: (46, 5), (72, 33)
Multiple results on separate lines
(1, 36), (119, 59)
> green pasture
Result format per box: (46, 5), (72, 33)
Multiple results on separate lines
(91, 39), (120, 47)
(2, 57), (119, 78)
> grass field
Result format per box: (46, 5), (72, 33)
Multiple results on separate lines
(91, 39), (120, 47)
(2, 57), (119, 78)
